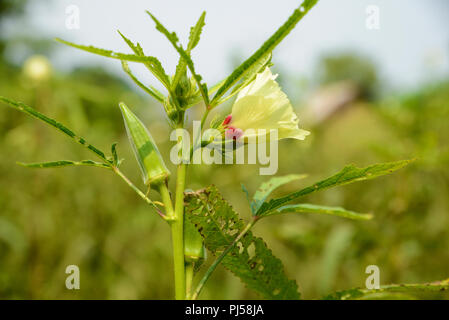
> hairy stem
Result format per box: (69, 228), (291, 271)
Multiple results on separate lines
(191, 218), (257, 300)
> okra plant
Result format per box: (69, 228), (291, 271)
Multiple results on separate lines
(1, 0), (448, 300)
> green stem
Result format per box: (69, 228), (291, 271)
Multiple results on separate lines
(200, 107), (210, 129)
(112, 166), (165, 218)
(170, 163), (187, 300)
(185, 262), (194, 299)
(159, 183), (174, 219)
(191, 218), (257, 300)
(159, 180), (185, 300)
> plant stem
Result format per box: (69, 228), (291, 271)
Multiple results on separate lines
(200, 107), (210, 129)
(170, 163), (187, 300)
(112, 166), (165, 218)
(191, 218), (257, 300)
(159, 183), (174, 219)
(158, 180), (184, 300)
(185, 262), (194, 299)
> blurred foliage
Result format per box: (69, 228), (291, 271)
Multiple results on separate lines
(0, 0), (27, 54)
(0, 0), (27, 20)
(314, 52), (380, 99)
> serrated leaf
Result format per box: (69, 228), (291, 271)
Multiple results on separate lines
(217, 53), (272, 105)
(117, 31), (171, 89)
(324, 278), (449, 300)
(209, 79), (226, 95)
(185, 185), (300, 300)
(256, 160), (413, 216)
(17, 160), (112, 169)
(263, 203), (373, 220)
(146, 11), (210, 105)
(0, 96), (108, 162)
(121, 61), (165, 102)
(211, 0), (319, 105)
(251, 174), (306, 214)
(230, 53), (272, 95)
(56, 37), (171, 89)
(187, 11), (206, 52)
(56, 37), (154, 63)
(172, 12), (206, 89)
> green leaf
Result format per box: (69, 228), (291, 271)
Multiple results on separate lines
(187, 11), (206, 52)
(185, 186), (300, 300)
(241, 183), (251, 204)
(324, 278), (449, 300)
(117, 31), (171, 89)
(256, 160), (413, 216)
(121, 61), (165, 102)
(111, 143), (120, 166)
(0, 96), (108, 162)
(232, 53), (272, 92)
(262, 203), (373, 220)
(172, 11), (206, 89)
(208, 79), (226, 95)
(56, 37), (171, 89)
(211, 0), (319, 105)
(187, 78), (225, 108)
(17, 160), (112, 169)
(217, 53), (272, 105)
(56, 37), (153, 63)
(146, 11), (210, 105)
(250, 174), (307, 214)
(119, 102), (170, 187)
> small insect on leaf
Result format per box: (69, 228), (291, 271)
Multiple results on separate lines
(119, 102), (170, 188)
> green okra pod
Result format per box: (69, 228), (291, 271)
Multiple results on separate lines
(119, 102), (170, 188)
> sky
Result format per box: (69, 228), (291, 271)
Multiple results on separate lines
(5, 0), (449, 91)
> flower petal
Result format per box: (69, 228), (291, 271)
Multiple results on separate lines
(230, 68), (309, 141)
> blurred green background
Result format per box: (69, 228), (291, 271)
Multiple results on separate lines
(0, 1), (448, 299)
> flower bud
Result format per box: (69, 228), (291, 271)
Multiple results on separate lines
(163, 97), (182, 125)
(175, 72), (191, 100)
(119, 102), (170, 188)
(174, 73), (199, 110)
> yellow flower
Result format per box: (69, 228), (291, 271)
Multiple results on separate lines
(223, 68), (309, 142)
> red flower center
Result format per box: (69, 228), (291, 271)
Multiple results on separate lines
(225, 126), (243, 140)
